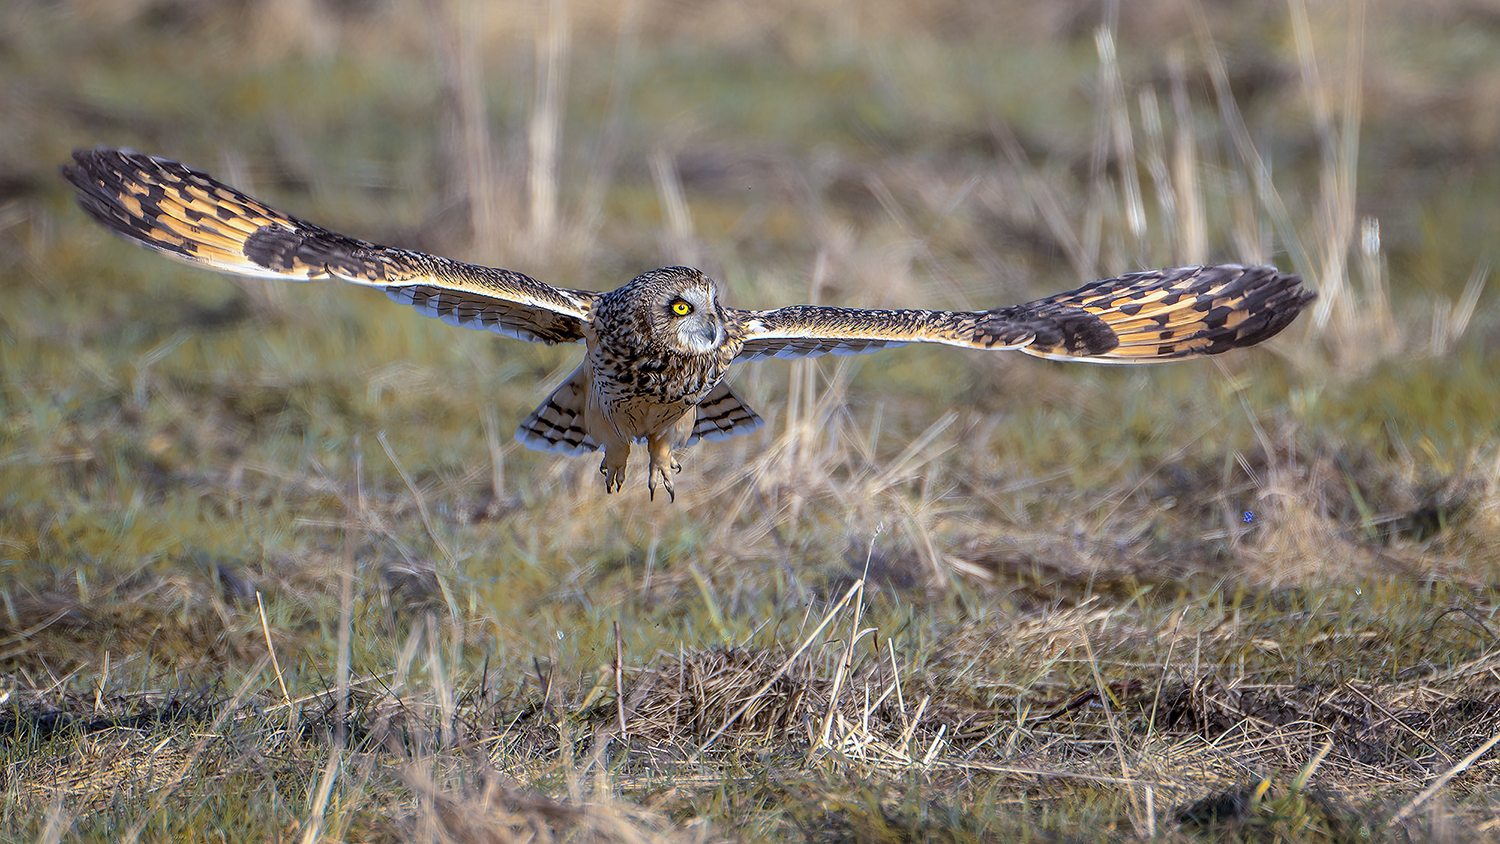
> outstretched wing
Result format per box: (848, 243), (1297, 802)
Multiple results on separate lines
(61, 148), (597, 345)
(732, 264), (1313, 364)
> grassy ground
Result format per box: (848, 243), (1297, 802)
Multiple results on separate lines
(4, 0), (1500, 840)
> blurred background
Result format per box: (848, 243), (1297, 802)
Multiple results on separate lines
(6, 0), (1499, 286)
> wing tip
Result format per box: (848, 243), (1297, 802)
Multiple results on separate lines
(1023, 263), (1315, 362)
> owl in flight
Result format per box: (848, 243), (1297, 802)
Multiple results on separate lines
(63, 148), (1314, 500)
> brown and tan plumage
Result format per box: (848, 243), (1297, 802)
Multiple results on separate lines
(62, 148), (1315, 499)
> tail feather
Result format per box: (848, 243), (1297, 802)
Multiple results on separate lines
(688, 382), (764, 445)
(516, 366), (599, 455)
(1013, 264), (1315, 363)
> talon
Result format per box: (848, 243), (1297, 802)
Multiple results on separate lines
(672, 459), (682, 474)
(600, 460), (625, 494)
(647, 469), (675, 503)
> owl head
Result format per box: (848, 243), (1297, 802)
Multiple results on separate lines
(623, 266), (727, 355)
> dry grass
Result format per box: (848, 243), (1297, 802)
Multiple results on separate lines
(4, 0), (1500, 840)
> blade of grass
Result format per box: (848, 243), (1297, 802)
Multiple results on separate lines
(695, 579), (863, 758)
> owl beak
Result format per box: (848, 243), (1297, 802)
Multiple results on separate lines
(696, 320), (722, 348)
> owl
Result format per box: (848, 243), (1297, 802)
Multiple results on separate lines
(63, 148), (1315, 500)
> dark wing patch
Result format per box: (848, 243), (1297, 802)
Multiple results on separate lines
(62, 147), (597, 345)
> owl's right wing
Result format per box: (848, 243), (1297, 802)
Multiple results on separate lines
(62, 148), (597, 345)
(731, 265), (1313, 364)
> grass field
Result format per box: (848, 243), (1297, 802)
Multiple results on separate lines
(4, 0), (1500, 840)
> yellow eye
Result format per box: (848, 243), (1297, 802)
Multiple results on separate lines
(671, 300), (693, 316)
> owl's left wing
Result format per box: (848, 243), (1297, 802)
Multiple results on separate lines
(62, 148), (597, 345)
(732, 264), (1313, 364)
